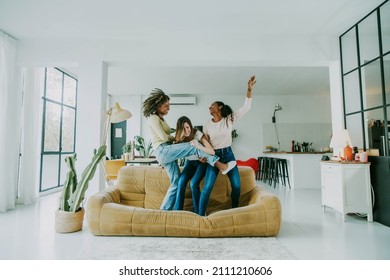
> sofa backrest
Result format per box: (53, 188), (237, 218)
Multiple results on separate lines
(116, 165), (256, 213)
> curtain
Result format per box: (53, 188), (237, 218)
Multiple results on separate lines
(17, 68), (44, 205)
(0, 31), (20, 212)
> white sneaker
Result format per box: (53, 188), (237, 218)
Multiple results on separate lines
(222, 161), (236, 175)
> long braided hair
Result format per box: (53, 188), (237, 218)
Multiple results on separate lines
(214, 101), (234, 126)
(142, 88), (170, 117)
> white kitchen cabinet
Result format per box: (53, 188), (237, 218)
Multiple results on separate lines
(320, 161), (373, 222)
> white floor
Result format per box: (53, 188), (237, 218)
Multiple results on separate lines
(1, 181), (390, 260)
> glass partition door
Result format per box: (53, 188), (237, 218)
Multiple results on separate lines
(340, 0), (390, 156)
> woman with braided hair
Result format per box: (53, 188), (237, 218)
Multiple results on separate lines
(197, 75), (256, 216)
(143, 88), (236, 211)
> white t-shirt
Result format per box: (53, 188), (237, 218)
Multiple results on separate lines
(203, 97), (252, 149)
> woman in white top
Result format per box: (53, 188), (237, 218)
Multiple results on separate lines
(198, 75), (256, 216)
(173, 116), (211, 212)
(143, 89), (236, 211)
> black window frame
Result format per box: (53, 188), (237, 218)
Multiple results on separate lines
(340, 0), (390, 156)
(39, 67), (78, 193)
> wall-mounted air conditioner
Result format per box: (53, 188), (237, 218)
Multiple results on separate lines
(169, 96), (196, 105)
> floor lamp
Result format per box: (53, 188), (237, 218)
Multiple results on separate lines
(100, 102), (132, 180)
(272, 104), (282, 151)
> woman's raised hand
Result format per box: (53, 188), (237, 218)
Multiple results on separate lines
(248, 75), (256, 91)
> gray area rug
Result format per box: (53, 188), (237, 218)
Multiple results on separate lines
(75, 236), (296, 260)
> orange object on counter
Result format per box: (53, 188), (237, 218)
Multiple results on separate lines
(344, 145), (353, 161)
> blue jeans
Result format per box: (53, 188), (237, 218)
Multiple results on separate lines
(173, 160), (207, 212)
(198, 146), (240, 216)
(155, 142), (219, 211)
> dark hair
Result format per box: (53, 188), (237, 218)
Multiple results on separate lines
(175, 116), (197, 143)
(214, 101), (234, 125)
(142, 88), (170, 117)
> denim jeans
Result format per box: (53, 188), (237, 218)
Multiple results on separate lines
(198, 146), (240, 216)
(155, 142), (219, 210)
(173, 160), (207, 213)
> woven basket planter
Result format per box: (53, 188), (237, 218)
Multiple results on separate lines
(55, 208), (85, 233)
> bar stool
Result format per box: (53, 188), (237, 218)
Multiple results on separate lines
(273, 158), (283, 187)
(262, 157), (272, 184)
(268, 157), (278, 186)
(256, 157), (262, 180)
(257, 157), (265, 180)
(279, 159), (291, 188)
(258, 157), (265, 182)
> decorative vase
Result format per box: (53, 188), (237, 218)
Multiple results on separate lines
(344, 145), (353, 161)
(55, 208), (85, 233)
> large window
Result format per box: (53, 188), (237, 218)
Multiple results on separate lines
(39, 67), (78, 192)
(340, 0), (390, 156)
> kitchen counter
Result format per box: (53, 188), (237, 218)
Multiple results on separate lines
(261, 152), (332, 189)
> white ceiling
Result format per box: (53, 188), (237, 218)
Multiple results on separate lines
(0, 0), (385, 96)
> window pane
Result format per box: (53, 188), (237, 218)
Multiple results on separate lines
(41, 155), (59, 191)
(344, 70), (361, 113)
(365, 108), (385, 155)
(346, 113), (364, 149)
(59, 155), (71, 188)
(358, 12), (380, 64)
(384, 54), (390, 105)
(387, 106), (390, 155)
(341, 28), (358, 73)
(380, 1), (390, 54)
(362, 59), (383, 109)
(45, 68), (63, 102)
(63, 75), (77, 107)
(61, 107), (76, 152)
(40, 67), (78, 193)
(44, 102), (61, 152)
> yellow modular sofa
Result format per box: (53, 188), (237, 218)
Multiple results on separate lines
(86, 165), (281, 237)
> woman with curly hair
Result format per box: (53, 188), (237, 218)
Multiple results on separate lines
(143, 89), (236, 211)
(198, 75), (256, 216)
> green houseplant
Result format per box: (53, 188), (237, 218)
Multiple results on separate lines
(134, 136), (154, 158)
(55, 145), (106, 233)
(122, 141), (133, 154)
(122, 140), (134, 161)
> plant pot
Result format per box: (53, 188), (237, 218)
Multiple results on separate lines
(123, 152), (134, 161)
(55, 208), (85, 233)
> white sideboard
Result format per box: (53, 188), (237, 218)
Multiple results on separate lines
(320, 161), (373, 222)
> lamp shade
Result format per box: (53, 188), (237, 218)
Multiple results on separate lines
(329, 129), (353, 148)
(110, 102), (132, 123)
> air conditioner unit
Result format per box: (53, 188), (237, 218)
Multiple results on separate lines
(170, 96), (196, 105)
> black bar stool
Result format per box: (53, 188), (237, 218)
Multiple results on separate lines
(279, 159), (291, 188)
(256, 157), (262, 180)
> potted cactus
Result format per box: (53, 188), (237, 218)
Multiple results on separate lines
(55, 145), (106, 233)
